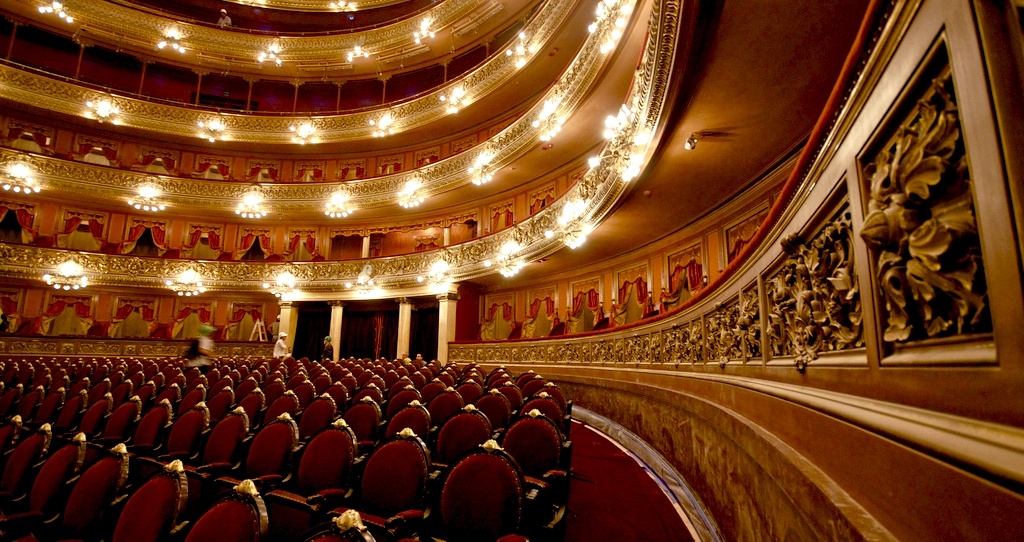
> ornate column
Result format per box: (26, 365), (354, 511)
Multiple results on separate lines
(278, 301), (297, 350)
(396, 297), (413, 359)
(361, 236), (371, 258)
(443, 226), (451, 246)
(328, 301), (344, 362)
(437, 292), (459, 365)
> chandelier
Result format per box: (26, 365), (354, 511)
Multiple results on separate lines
(468, 151), (495, 185)
(347, 45), (370, 62)
(369, 112), (396, 137)
(157, 29), (186, 53)
(289, 121), (318, 144)
(439, 86), (467, 114)
(345, 268), (381, 297)
(166, 269), (206, 296)
(413, 17), (435, 44)
(197, 116), (228, 142)
(43, 261), (88, 290)
(563, 224), (593, 249)
(325, 191), (354, 218)
(2, 163), (41, 194)
(397, 180), (424, 208)
(83, 96), (121, 124)
(533, 98), (564, 142)
(417, 259), (451, 292)
(127, 182), (166, 212)
(590, 0), (633, 54)
(486, 240), (525, 277)
(258, 42), (283, 66)
(505, 32), (530, 69)
(263, 271), (297, 299)
(235, 188), (268, 219)
(38, 2), (73, 23)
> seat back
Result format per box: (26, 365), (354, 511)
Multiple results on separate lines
(234, 377), (259, 402)
(0, 384), (23, 417)
(427, 389), (465, 428)
(361, 432), (430, 518)
(135, 381), (157, 409)
(385, 387), (421, 419)
(474, 391), (513, 431)
(262, 379), (286, 406)
(133, 399), (173, 451)
(502, 414), (565, 478)
(298, 394), (337, 441)
(87, 379), (111, 406)
(339, 375), (358, 394)
(155, 383), (182, 406)
(28, 432), (87, 514)
(166, 402), (210, 459)
(16, 386), (44, 420)
(111, 462), (189, 542)
(203, 409), (249, 466)
(0, 416), (23, 454)
(455, 381), (484, 405)
(208, 388), (236, 424)
(103, 396), (142, 444)
(265, 391), (301, 421)
(237, 388), (266, 427)
(209, 376), (234, 396)
(351, 384), (383, 405)
(535, 384), (569, 412)
(323, 383), (349, 411)
(110, 381), (134, 407)
(435, 408), (493, 465)
(440, 444), (524, 542)
(342, 399), (382, 446)
(185, 480), (269, 542)
(245, 414), (299, 478)
(293, 381), (316, 408)
(54, 389), (89, 432)
(419, 381), (445, 404)
(1, 425), (51, 497)
(78, 392), (113, 436)
(178, 385), (207, 416)
(312, 375), (333, 395)
(297, 420), (358, 495)
(385, 403), (431, 439)
(514, 371), (538, 389)
(62, 445), (130, 536)
(496, 384), (523, 413)
(34, 387), (65, 426)
(520, 396), (565, 427)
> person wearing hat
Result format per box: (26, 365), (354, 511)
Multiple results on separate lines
(217, 8), (232, 28)
(274, 331), (290, 360)
(322, 336), (334, 362)
(185, 324), (216, 373)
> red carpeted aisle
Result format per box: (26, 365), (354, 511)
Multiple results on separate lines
(564, 421), (694, 542)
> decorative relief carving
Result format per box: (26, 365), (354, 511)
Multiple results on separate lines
(662, 326), (684, 365)
(740, 287), (761, 361)
(767, 208), (862, 370)
(859, 66), (989, 345)
(706, 301), (741, 366)
(685, 321), (704, 364)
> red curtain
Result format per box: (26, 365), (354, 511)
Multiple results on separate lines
(175, 306), (211, 323)
(228, 306), (262, 324)
(572, 289), (600, 314)
(528, 298), (555, 318)
(239, 233), (271, 253)
(619, 278), (648, 304)
(33, 133), (48, 148)
(486, 303), (514, 322)
(6, 128), (22, 140)
(125, 224), (167, 249)
(0, 206), (36, 232)
(183, 229), (221, 250)
(491, 209), (514, 232)
(62, 216), (103, 238)
(0, 295), (18, 316)
(195, 162), (212, 173)
(286, 233), (315, 254)
(44, 299), (90, 318)
(217, 164), (230, 176)
(113, 302), (154, 321)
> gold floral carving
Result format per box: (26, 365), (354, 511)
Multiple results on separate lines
(739, 287), (761, 360)
(859, 67), (988, 344)
(706, 301), (741, 366)
(766, 209), (862, 370)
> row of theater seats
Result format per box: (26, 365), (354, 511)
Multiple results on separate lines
(0, 354), (572, 541)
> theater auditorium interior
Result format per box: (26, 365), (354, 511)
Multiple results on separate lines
(0, 0), (1021, 540)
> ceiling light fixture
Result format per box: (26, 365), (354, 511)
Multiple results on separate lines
(197, 116), (228, 142)
(347, 44), (370, 62)
(369, 112), (396, 137)
(325, 191), (354, 218)
(468, 150), (495, 185)
(166, 269), (206, 296)
(43, 260), (88, 290)
(417, 259), (451, 292)
(495, 240), (525, 277)
(263, 271), (297, 299)
(38, 2), (73, 23)
(414, 17), (435, 44)
(2, 163), (41, 194)
(235, 188), (268, 218)
(439, 86), (467, 114)
(533, 98), (564, 142)
(289, 120), (319, 144)
(590, 0), (633, 54)
(258, 42), (283, 66)
(157, 29), (186, 53)
(83, 96), (121, 124)
(397, 179), (425, 208)
(505, 32), (531, 69)
(127, 182), (166, 212)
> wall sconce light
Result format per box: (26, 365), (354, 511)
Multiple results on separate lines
(702, 274), (709, 287)
(684, 133), (698, 150)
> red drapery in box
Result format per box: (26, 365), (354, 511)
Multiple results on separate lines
(113, 302), (155, 321)
(237, 233), (271, 257)
(528, 297), (555, 319)
(618, 277), (648, 305)
(285, 233), (316, 255)
(140, 155), (177, 170)
(296, 166), (324, 181)
(6, 129), (49, 148)
(0, 206), (37, 243)
(486, 302), (514, 322)
(43, 299), (92, 319)
(62, 216), (104, 237)
(121, 223), (168, 254)
(572, 289), (600, 315)
(78, 144), (118, 161)
(339, 165), (366, 179)
(669, 261), (703, 294)
(183, 228), (222, 251)
(248, 166), (279, 180)
(196, 163), (230, 176)
(0, 294), (18, 316)
(491, 209), (514, 232)
(175, 306), (211, 323)
(228, 306), (262, 324)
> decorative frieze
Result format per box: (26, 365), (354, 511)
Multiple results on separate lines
(859, 65), (989, 345)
